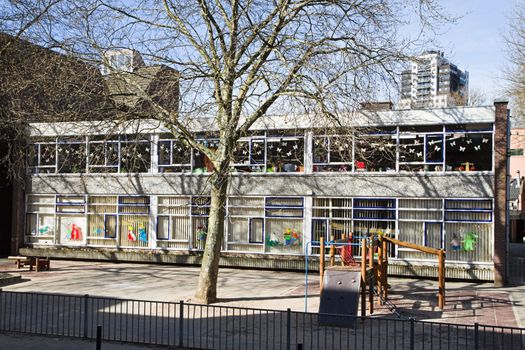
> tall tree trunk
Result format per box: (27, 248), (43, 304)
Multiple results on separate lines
(195, 168), (228, 304)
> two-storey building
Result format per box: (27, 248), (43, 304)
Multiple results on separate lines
(19, 102), (510, 283)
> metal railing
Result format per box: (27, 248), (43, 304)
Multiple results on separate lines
(0, 290), (523, 349)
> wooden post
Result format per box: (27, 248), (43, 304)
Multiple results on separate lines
(329, 235), (335, 267)
(438, 249), (445, 310)
(368, 238), (374, 314)
(360, 238), (367, 317)
(320, 237), (325, 292)
(382, 238), (388, 300)
(377, 235), (383, 305)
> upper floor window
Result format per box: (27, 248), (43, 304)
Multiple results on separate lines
(158, 136), (191, 173)
(313, 135), (352, 172)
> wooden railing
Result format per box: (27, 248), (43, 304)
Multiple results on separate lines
(379, 235), (446, 309)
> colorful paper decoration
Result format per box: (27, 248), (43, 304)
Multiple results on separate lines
(127, 226), (137, 241)
(462, 232), (478, 251)
(68, 224), (82, 240)
(196, 225), (207, 241)
(138, 226), (147, 243)
(38, 225), (50, 235)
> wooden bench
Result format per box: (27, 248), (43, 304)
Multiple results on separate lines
(8, 256), (31, 269)
(29, 257), (51, 272)
(7, 256), (51, 272)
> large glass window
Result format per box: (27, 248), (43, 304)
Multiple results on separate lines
(25, 195), (55, 245)
(354, 135), (396, 172)
(445, 133), (492, 171)
(313, 135), (352, 172)
(87, 196), (118, 246)
(227, 197), (265, 252)
(156, 196), (192, 249)
(57, 138), (86, 173)
(29, 141), (57, 174)
(56, 195), (86, 245)
(118, 196), (150, 248)
(119, 136), (151, 173)
(88, 138), (119, 173)
(266, 136), (304, 173)
(158, 137), (191, 173)
(265, 197), (303, 253)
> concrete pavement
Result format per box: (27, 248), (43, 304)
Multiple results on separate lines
(0, 333), (170, 350)
(0, 258), (524, 327)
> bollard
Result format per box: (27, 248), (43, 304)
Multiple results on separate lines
(96, 325), (102, 350)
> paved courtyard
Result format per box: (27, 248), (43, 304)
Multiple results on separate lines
(0, 258), (524, 328)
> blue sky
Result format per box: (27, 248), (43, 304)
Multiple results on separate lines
(432, 0), (517, 101)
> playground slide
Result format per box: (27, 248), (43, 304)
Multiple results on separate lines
(319, 269), (361, 327)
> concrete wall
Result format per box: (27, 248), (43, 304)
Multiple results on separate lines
(28, 173), (495, 199)
(19, 246), (495, 281)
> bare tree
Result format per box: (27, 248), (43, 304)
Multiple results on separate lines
(4, 0), (449, 303)
(0, 0), (63, 55)
(506, 3), (525, 117)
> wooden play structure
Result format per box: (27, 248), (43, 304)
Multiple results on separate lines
(318, 233), (446, 317)
(378, 235), (446, 310)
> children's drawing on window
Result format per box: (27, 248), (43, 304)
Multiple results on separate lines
(462, 232), (478, 252)
(138, 226), (148, 243)
(66, 223), (82, 240)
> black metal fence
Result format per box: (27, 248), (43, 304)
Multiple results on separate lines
(510, 256), (525, 284)
(0, 290), (523, 349)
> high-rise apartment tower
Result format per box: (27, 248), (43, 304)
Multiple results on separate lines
(399, 51), (469, 109)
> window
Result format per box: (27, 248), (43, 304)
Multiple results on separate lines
(354, 135), (396, 172)
(88, 138), (119, 173)
(156, 196), (191, 249)
(227, 197), (265, 252)
(119, 137), (151, 173)
(25, 195), (55, 245)
(87, 196), (118, 245)
(193, 138), (218, 174)
(444, 199), (492, 222)
(445, 133), (492, 171)
(158, 138), (191, 173)
(29, 141), (57, 174)
(265, 197), (304, 217)
(249, 218), (264, 243)
(265, 197), (304, 254)
(232, 139), (265, 173)
(57, 138), (86, 173)
(266, 136), (304, 173)
(118, 196), (150, 248)
(313, 135), (352, 172)
(56, 196), (86, 245)
(157, 216), (170, 240)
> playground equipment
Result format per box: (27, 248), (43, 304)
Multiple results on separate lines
(378, 235), (446, 310)
(305, 233), (447, 318)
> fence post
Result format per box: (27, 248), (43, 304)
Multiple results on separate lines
(96, 324), (102, 350)
(83, 294), (89, 339)
(286, 308), (291, 350)
(410, 318), (415, 350)
(178, 300), (184, 348)
(474, 322), (479, 350)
